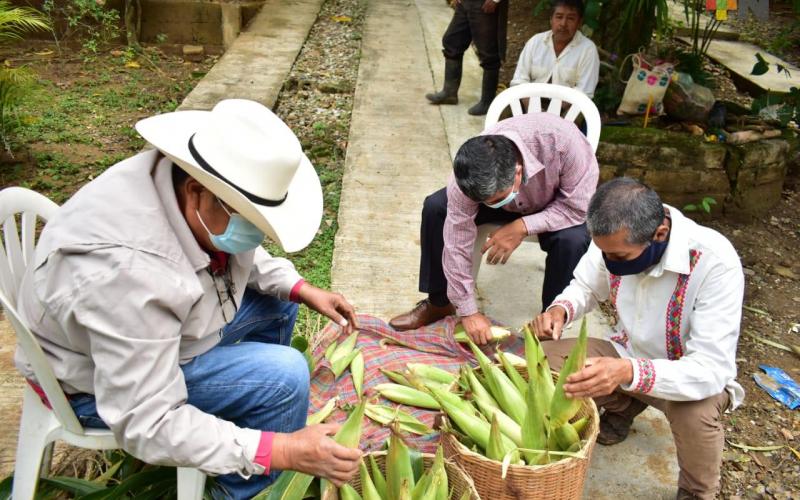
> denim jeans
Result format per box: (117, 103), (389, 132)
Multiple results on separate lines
(70, 289), (308, 499)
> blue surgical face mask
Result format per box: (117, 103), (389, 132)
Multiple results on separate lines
(603, 239), (669, 276)
(485, 189), (518, 209)
(197, 200), (265, 254)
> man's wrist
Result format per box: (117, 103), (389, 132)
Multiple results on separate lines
(617, 358), (634, 387)
(270, 432), (291, 471)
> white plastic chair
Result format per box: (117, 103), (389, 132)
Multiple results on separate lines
(471, 83), (601, 279)
(0, 187), (206, 499)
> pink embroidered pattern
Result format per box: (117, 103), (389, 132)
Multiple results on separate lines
(551, 300), (575, 323)
(608, 274), (621, 307)
(634, 358), (656, 393)
(664, 250), (702, 360)
(610, 329), (629, 347)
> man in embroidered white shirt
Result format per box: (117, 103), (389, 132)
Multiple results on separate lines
(533, 178), (744, 500)
(510, 0), (600, 98)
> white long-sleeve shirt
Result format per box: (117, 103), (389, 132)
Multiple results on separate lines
(15, 150), (303, 475)
(549, 206), (745, 408)
(510, 30), (600, 98)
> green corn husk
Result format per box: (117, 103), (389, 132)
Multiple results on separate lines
(523, 325), (555, 401)
(521, 374), (549, 465)
(321, 400), (367, 499)
(364, 404), (432, 436)
(359, 460), (382, 500)
(486, 415), (507, 461)
(432, 446), (448, 500)
(307, 397), (339, 425)
(549, 317), (589, 428)
(430, 386), (516, 456)
(493, 351), (527, 367)
(351, 351), (365, 398)
(454, 324), (512, 343)
(418, 381), (478, 417)
(261, 470), (314, 500)
(553, 422), (581, 451)
(566, 441), (582, 453)
(406, 363), (457, 385)
(496, 350), (528, 397)
(398, 479), (412, 500)
(332, 347), (362, 379)
(472, 396), (523, 446)
(381, 369), (414, 387)
(324, 340), (339, 361)
(330, 332), (359, 364)
(339, 483), (363, 500)
(369, 454), (387, 499)
(411, 468), (432, 500)
(464, 366), (499, 410)
(468, 341), (526, 425)
(571, 416), (589, 436)
(386, 427), (415, 500)
(374, 383), (440, 410)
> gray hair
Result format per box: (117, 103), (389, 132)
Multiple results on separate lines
(587, 177), (664, 245)
(453, 135), (518, 202)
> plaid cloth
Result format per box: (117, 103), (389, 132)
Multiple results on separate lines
(308, 314), (525, 453)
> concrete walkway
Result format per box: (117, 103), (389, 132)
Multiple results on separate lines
(332, 0), (678, 497)
(0, 0), (324, 478)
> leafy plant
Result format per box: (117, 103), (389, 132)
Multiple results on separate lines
(0, 1), (50, 152)
(749, 54), (799, 127)
(684, 196), (717, 214)
(41, 0), (121, 54)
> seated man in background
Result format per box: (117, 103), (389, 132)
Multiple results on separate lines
(510, 0), (600, 98)
(390, 112), (598, 343)
(15, 99), (361, 499)
(534, 178), (744, 500)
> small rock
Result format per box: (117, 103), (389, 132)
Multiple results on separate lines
(772, 265), (798, 280)
(780, 428), (794, 440)
(317, 80), (353, 94)
(182, 44), (204, 63)
(743, 268), (756, 276)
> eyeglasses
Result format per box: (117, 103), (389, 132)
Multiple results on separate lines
(209, 266), (238, 323)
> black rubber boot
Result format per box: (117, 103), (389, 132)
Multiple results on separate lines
(426, 58), (462, 105)
(468, 68), (499, 116)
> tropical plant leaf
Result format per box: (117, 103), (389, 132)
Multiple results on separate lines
(38, 476), (106, 495)
(0, 474), (12, 500)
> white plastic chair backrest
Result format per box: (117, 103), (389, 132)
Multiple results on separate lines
(0, 187), (84, 434)
(484, 83), (601, 153)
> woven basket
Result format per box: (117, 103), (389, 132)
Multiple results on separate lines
(443, 365), (600, 500)
(348, 451), (481, 499)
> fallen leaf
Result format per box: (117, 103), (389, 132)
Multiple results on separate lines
(727, 441), (784, 452)
(773, 265), (799, 280)
(125, 61), (141, 69)
(110, 50), (124, 57)
(750, 452), (765, 467)
(34, 49), (53, 56)
(331, 15), (352, 22)
(781, 428), (795, 441)
(789, 446), (800, 461)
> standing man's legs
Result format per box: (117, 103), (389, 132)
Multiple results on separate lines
(464, 0), (502, 115)
(427, 1), (472, 105)
(537, 223), (591, 310)
(390, 187), (518, 330)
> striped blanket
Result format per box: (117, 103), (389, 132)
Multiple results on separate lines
(308, 314), (524, 453)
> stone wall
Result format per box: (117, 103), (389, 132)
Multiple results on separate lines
(597, 127), (798, 220)
(140, 0), (265, 46)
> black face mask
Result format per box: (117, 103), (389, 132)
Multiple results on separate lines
(603, 239), (669, 276)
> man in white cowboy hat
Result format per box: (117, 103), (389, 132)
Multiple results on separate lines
(14, 99), (361, 498)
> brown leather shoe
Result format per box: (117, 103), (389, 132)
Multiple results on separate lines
(597, 399), (648, 445)
(389, 299), (456, 331)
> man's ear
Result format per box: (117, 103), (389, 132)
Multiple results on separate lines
(654, 220), (670, 242)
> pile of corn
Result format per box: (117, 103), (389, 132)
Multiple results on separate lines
(377, 318), (590, 466)
(340, 429), (469, 500)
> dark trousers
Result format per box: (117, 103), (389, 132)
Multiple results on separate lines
(419, 187), (590, 311)
(442, 0), (505, 70)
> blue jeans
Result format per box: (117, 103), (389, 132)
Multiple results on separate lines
(70, 289), (308, 499)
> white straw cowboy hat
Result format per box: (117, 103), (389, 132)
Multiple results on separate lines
(135, 99), (322, 253)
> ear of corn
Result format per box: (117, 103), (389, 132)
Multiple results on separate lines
(398, 479), (412, 500)
(521, 374), (549, 465)
(339, 483), (363, 500)
(486, 414), (507, 461)
(381, 369), (413, 387)
(464, 366), (499, 411)
(364, 404), (432, 436)
(261, 471), (314, 500)
(324, 340), (339, 361)
(369, 454), (387, 499)
(406, 363), (457, 385)
(468, 341), (526, 425)
(332, 347), (362, 379)
(386, 427), (415, 500)
(351, 351), (365, 398)
(571, 416), (589, 436)
(454, 324), (511, 343)
(374, 383), (440, 410)
(496, 350), (528, 397)
(330, 332), (359, 365)
(321, 400), (367, 499)
(553, 423), (580, 451)
(359, 460), (382, 500)
(493, 351), (526, 367)
(472, 397), (523, 447)
(307, 397), (339, 425)
(410, 467), (432, 500)
(549, 317), (588, 428)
